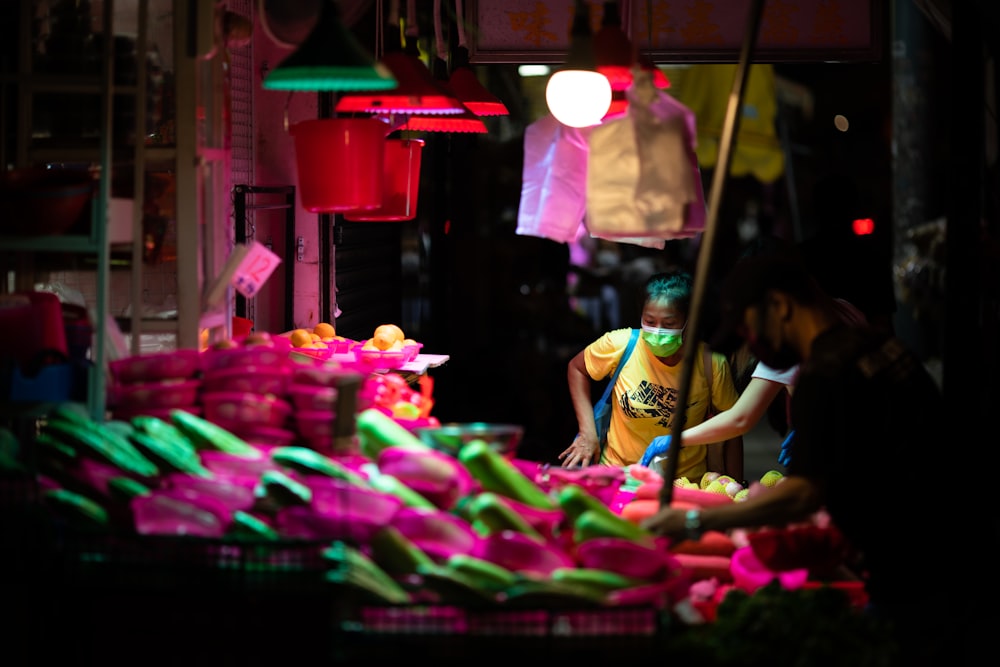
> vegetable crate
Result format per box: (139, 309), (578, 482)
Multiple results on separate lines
(332, 605), (675, 662)
(47, 529), (331, 594)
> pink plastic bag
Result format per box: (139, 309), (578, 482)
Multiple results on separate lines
(516, 114), (591, 243)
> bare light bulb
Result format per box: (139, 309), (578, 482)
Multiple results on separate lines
(545, 70), (612, 128)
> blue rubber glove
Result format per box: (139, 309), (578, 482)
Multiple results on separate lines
(639, 434), (672, 467)
(778, 429), (795, 467)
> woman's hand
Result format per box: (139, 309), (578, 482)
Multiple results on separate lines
(558, 433), (599, 468)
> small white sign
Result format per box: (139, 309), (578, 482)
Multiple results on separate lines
(232, 241), (282, 298)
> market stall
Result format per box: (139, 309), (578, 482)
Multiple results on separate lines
(1, 322), (882, 662)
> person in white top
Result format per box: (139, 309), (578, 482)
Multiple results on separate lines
(639, 297), (865, 471)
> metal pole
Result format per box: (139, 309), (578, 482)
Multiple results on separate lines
(658, 0), (766, 505)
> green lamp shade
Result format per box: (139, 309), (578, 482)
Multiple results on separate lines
(263, 1), (397, 92)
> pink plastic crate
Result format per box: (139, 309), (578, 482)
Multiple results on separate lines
(201, 345), (290, 374)
(109, 349), (201, 384)
(108, 378), (201, 410)
(288, 383), (338, 411)
(202, 391), (292, 429)
(202, 365), (290, 396)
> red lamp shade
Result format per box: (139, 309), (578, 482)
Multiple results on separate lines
(603, 91), (629, 119)
(335, 51), (466, 116)
(400, 107), (488, 134)
(638, 53), (671, 89)
(593, 2), (634, 92)
(447, 46), (509, 117)
(447, 67), (509, 116)
(593, 2), (670, 91)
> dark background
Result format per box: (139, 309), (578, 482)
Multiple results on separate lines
(330, 0), (996, 466)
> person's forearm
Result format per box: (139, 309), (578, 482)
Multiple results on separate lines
(698, 476), (821, 532)
(680, 378), (784, 446)
(568, 354), (598, 437)
(681, 410), (749, 446)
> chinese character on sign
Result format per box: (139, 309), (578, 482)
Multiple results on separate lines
(507, 2), (558, 47)
(232, 241), (281, 298)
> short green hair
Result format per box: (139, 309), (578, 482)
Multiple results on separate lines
(642, 270), (693, 315)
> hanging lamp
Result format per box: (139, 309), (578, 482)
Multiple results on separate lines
(545, 0), (612, 128)
(335, 0), (466, 115)
(594, 1), (670, 92)
(446, 0), (508, 116)
(402, 106), (487, 133)
(262, 0), (397, 92)
(393, 0), (487, 133)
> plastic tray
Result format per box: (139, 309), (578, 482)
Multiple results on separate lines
(352, 344), (407, 369)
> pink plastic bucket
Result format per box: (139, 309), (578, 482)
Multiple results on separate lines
(290, 118), (386, 212)
(345, 138), (424, 221)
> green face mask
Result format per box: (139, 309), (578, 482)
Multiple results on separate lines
(641, 324), (684, 356)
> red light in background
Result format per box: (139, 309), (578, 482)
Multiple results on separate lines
(852, 217), (875, 235)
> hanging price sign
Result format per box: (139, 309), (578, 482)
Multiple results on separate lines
(231, 241), (282, 298)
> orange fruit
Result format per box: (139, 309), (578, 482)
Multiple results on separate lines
(374, 323), (405, 344)
(289, 328), (312, 347)
(372, 330), (397, 351)
(314, 322), (336, 338)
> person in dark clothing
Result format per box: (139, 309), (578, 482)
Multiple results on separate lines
(640, 252), (993, 666)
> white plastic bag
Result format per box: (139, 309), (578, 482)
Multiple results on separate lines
(516, 114), (591, 243)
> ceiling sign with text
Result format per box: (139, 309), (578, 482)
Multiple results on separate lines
(467, 0), (881, 64)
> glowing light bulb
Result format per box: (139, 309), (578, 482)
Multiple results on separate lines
(545, 70), (612, 128)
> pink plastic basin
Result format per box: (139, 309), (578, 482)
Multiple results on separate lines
(277, 478), (402, 542)
(162, 473), (257, 513)
(199, 450), (278, 487)
(390, 507), (482, 563)
(474, 530), (575, 577)
(131, 489), (230, 538)
(730, 545), (809, 593)
(576, 537), (677, 580)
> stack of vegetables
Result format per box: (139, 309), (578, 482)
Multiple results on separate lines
(15, 402), (847, 618)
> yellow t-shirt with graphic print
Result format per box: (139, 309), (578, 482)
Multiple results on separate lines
(584, 327), (740, 480)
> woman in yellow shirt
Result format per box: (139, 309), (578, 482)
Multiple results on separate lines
(560, 269), (740, 481)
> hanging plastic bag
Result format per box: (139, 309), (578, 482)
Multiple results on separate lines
(585, 68), (706, 245)
(516, 114), (591, 244)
